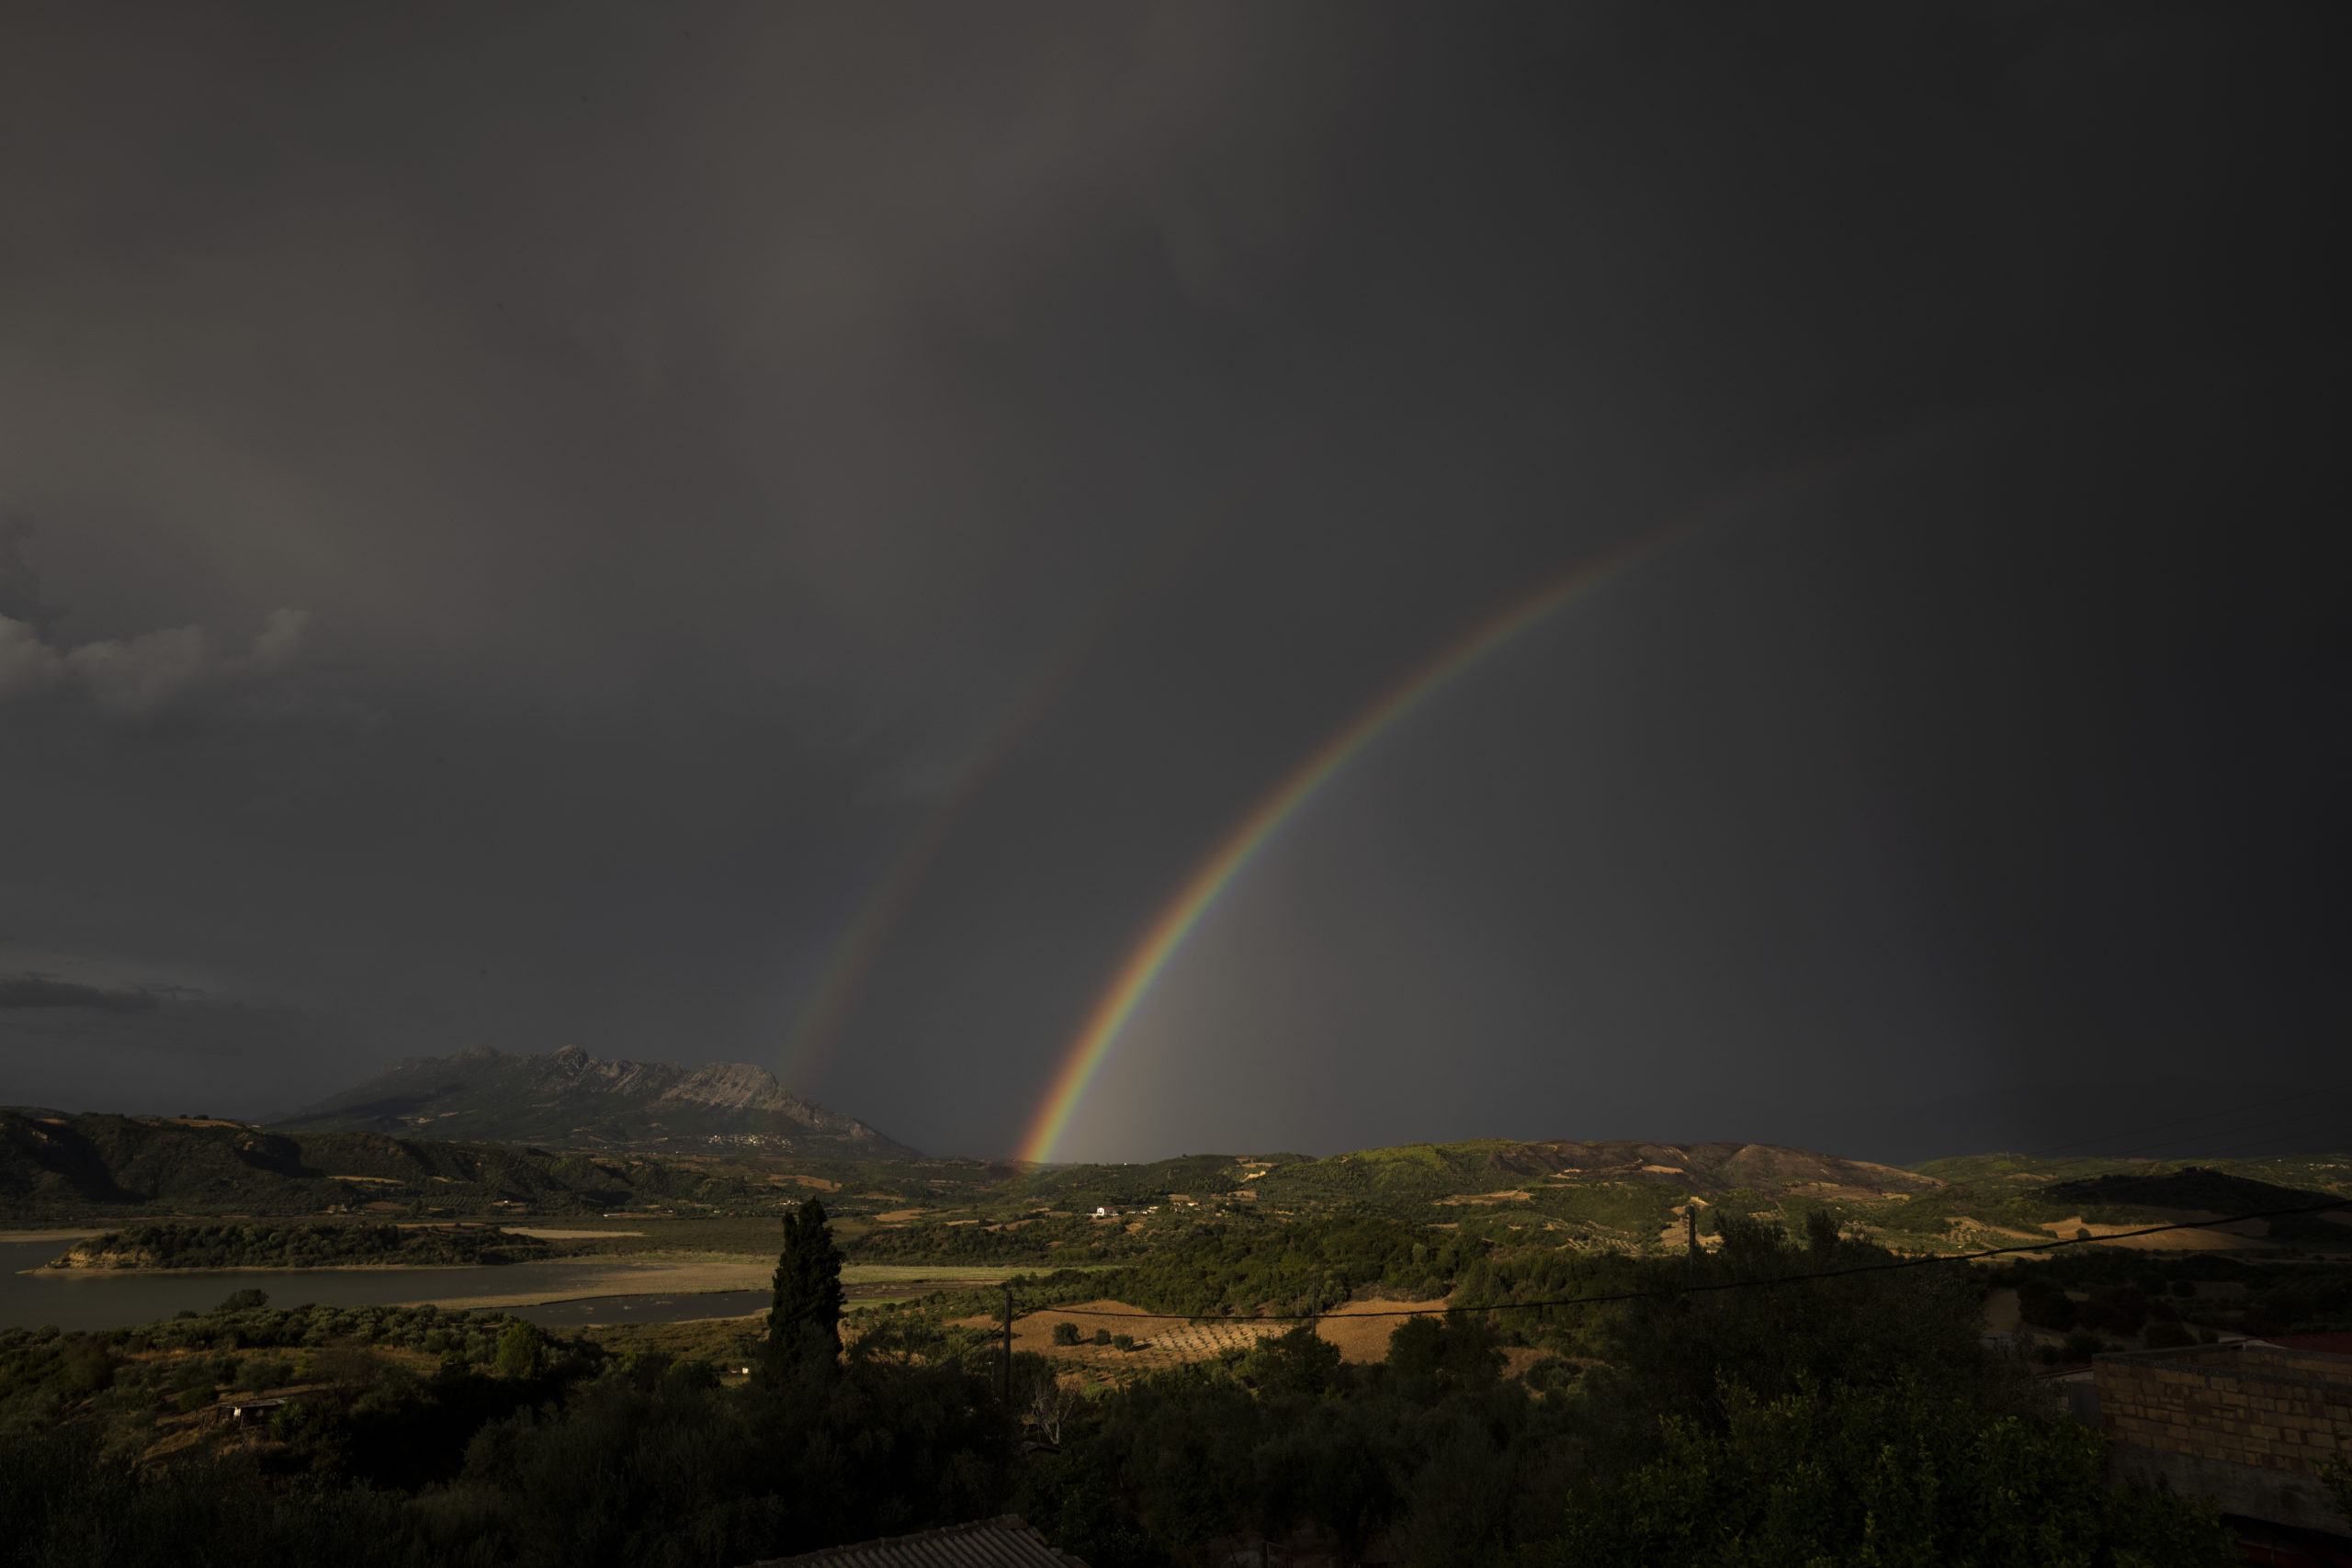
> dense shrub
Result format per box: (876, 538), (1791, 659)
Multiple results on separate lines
(495, 1321), (548, 1380)
(2076, 1285), (2148, 1337)
(2018, 1278), (2078, 1331)
(1550, 1379), (2231, 1567)
(56, 1222), (556, 1270)
(234, 1358), (294, 1393)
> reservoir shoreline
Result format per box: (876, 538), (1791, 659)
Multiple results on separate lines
(0, 1240), (1042, 1331)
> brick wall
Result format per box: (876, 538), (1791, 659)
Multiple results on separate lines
(2095, 1343), (2352, 1477)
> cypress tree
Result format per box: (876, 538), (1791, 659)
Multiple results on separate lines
(765, 1198), (844, 1370)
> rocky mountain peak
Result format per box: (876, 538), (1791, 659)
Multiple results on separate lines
(273, 1045), (915, 1156)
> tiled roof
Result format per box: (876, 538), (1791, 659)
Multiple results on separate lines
(2252, 1332), (2352, 1356)
(739, 1516), (1086, 1568)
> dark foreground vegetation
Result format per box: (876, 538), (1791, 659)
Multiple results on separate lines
(2, 1207), (2242, 1568)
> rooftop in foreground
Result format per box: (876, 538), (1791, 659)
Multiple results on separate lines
(739, 1516), (1086, 1568)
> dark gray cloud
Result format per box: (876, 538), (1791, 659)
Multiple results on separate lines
(0, 521), (58, 628)
(0, 976), (158, 1013)
(1, 3), (2346, 1159)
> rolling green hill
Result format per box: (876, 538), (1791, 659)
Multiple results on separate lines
(10, 1101), (2345, 1273)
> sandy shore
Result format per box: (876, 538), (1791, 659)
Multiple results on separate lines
(396, 1255), (775, 1307)
(497, 1228), (647, 1239)
(401, 1258), (1045, 1310)
(839, 1264), (1046, 1283)
(20, 1261), (601, 1280)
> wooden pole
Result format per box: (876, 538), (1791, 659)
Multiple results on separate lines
(1000, 1284), (1013, 1403)
(1686, 1207), (1700, 1279)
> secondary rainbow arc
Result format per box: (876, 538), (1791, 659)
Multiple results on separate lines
(774, 672), (1070, 1090)
(775, 530), (1204, 1092)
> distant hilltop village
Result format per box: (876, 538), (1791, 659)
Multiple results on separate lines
(269, 1044), (919, 1156)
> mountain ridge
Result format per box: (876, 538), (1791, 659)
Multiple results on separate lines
(270, 1044), (918, 1156)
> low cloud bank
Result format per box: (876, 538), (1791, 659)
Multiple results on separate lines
(0, 975), (161, 1012)
(0, 607), (309, 712)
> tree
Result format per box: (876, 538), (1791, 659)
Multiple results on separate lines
(2323, 1451), (2352, 1535)
(495, 1320), (547, 1380)
(1016, 1354), (1080, 1445)
(1386, 1313), (1504, 1386)
(1550, 1378), (2233, 1567)
(1605, 1213), (2002, 1433)
(1239, 1324), (1342, 1398)
(1255, 1396), (1409, 1567)
(766, 1198), (845, 1371)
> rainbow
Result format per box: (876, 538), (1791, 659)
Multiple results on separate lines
(1013, 407), (2023, 1164)
(775, 530), (1203, 1091)
(1015, 527), (1677, 1167)
(775, 638), (1095, 1091)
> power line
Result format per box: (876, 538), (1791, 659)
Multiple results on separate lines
(1005, 1197), (2350, 1323)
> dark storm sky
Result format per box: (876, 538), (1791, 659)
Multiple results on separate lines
(3, 3), (2346, 1163)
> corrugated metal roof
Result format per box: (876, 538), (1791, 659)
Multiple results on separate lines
(739, 1515), (1086, 1568)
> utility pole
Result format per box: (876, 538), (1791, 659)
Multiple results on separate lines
(999, 1284), (1013, 1404)
(1686, 1207), (1700, 1280)
(1309, 1272), (1322, 1337)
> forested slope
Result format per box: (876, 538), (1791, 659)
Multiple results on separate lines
(0, 1109), (774, 1220)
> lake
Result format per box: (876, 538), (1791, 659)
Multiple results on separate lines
(0, 1239), (767, 1332)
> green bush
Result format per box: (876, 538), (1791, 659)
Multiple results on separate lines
(1051, 1323), (1080, 1347)
(2078, 1285), (2148, 1336)
(175, 1386), (213, 1414)
(1550, 1379), (2232, 1566)
(58, 1337), (115, 1397)
(2017, 1282), (2076, 1332)
(234, 1358), (294, 1393)
(494, 1321), (547, 1380)
(1385, 1313), (1503, 1384)
(1235, 1324), (1343, 1397)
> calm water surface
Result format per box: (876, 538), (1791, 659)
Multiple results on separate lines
(0, 1239), (760, 1331)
